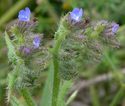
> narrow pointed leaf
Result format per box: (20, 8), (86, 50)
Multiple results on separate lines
(40, 62), (54, 106)
(10, 96), (24, 106)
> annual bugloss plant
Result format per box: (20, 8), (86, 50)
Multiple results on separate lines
(5, 7), (120, 106)
(5, 7), (48, 105)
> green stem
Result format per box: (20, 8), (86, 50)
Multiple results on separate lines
(20, 88), (36, 106)
(104, 50), (122, 85)
(51, 30), (68, 106)
(90, 85), (100, 106)
(51, 56), (60, 106)
(10, 96), (24, 106)
(109, 86), (124, 106)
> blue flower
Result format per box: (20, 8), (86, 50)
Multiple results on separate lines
(112, 24), (119, 33)
(33, 37), (40, 48)
(18, 7), (31, 21)
(70, 8), (83, 22)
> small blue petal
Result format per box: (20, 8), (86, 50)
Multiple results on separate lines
(77, 16), (81, 21)
(18, 7), (31, 21)
(79, 8), (83, 17)
(25, 7), (31, 15)
(70, 8), (83, 22)
(70, 12), (77, 21)
(73, 8), (80, 16)
(33, 37), (40, 48)
(18, 14), (28, 21)
(19, 10), (25, 15)
(112, 24), (119, 33)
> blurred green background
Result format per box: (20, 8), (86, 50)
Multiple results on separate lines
(0, 0), (125, 106)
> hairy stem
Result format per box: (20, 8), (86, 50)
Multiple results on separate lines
(51, 56), (60, 106)
(51, 30), (68, 106)
(20, 88), (36, 106)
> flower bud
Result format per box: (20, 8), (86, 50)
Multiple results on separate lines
(112, 24), (119, 33)
(33, 37), (40, 48)
(65, 14), (90, 30)
(15, 19), (38, 34)
(100, 21), (119, 38)
(24, 48), (30, 54)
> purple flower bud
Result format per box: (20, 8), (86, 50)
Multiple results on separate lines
(33, 37), (40, 48)
(18, 7), (31, 21)
(25, 48), (30, 54)
(112, 24), (119, 33)
(112, 22), (116, 26)
(21, 44), (26, 47)
(101, 20), (108, 25)
(70, 8), (83, 22)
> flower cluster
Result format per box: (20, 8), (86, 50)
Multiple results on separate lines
(5, 7), (120, 106)
(56, 8), (119, 80)
(65, 9), (89, 31)
(100, 21), (119, 38)
(98, 21), (119, 49)
(6, 7), (120, 83)
(7, 7), (49, 88)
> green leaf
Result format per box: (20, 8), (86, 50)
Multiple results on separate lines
(66, 90), (78, 106)
(85, 27), (93, 37)
(5, 31), (17, 64)
(96, 24), (105, 33)
(90, 24), (105, 38)
(57, 80), (73, 106)
(20, 88), (36, 106)
(109, 86), (124, 106)
(90, 85), (100, 106)
(10, 96), (24, 106)
(40, 61), (54, 106)
(54, 31), (60, 40)
(7, 73), (17, 102)
(11, 25), (21, 37)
